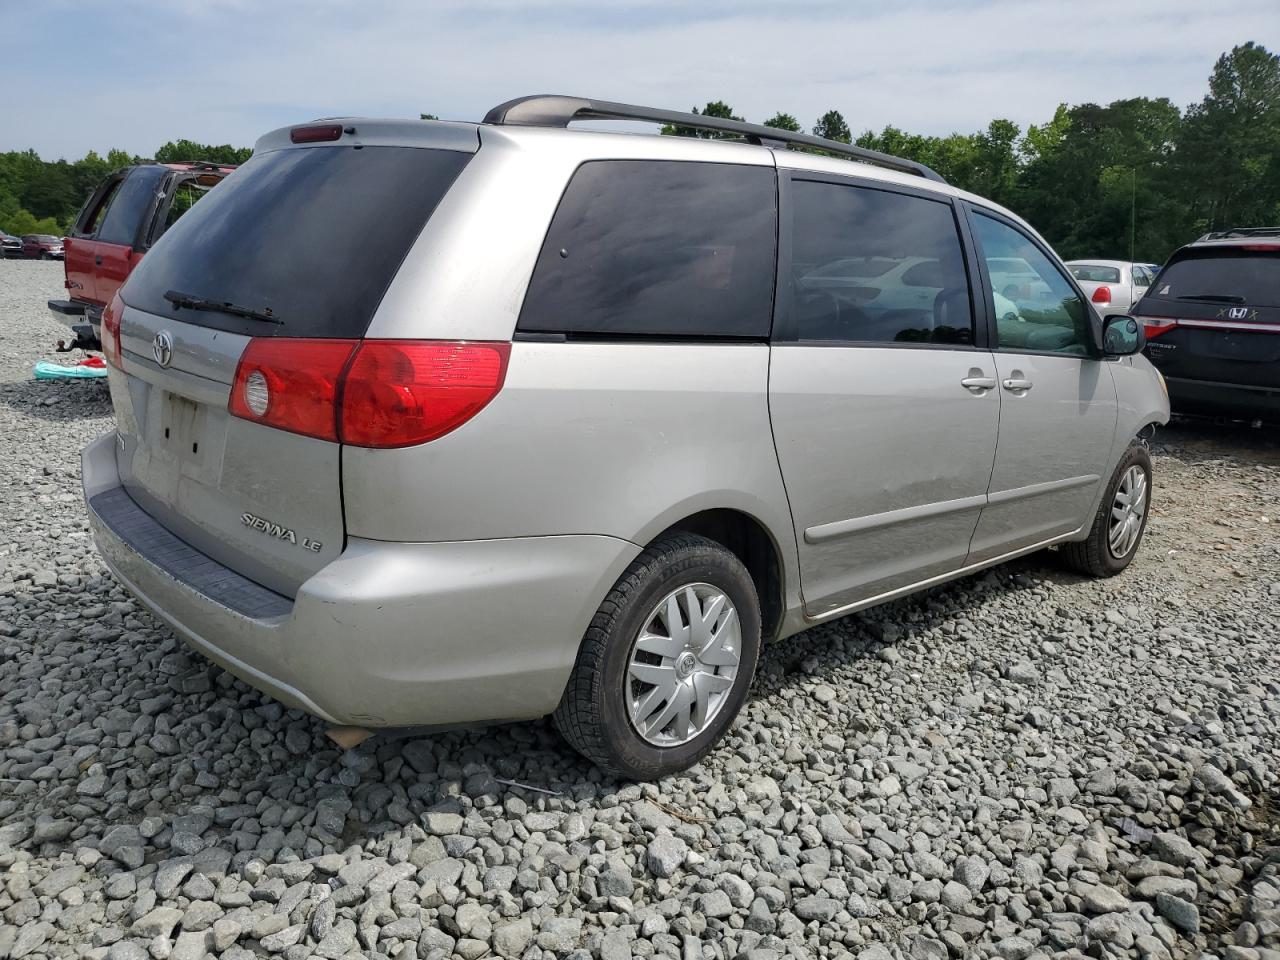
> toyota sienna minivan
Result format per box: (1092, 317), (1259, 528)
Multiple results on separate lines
(82, 96), (1170, 779)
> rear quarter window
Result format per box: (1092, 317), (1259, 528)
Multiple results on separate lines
(518, 160), (777, 339)
(74, 175), (124, 238)
(96, 166), (168, 247)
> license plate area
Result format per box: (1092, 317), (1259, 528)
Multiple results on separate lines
(1206, 330), (1280, 362)
(155, 391), (210, 468)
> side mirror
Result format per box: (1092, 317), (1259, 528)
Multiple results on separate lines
(1102, 314), (1145, 356)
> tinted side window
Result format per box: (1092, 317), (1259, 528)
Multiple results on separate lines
(96, 167), (167, 247)
(785, 181), (973, 345)
(76, 177), (123, 238)
(518, 161), (777, 338)
(972, 214), (1090, 356)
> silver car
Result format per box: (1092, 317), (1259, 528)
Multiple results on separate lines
(1067, 259), (1155, 314)
(82, 97), (1170, 779)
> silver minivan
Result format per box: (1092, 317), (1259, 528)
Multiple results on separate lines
(82, 97), (1170, 779)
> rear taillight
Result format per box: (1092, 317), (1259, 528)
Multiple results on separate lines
(341, 341), (510, 448)
(229, 339), (357, 441)
(1091, 286), (1112, 306)
(102, 292), (124, 367)
(228, 339), (510, 448)
(1140, 316), (1178, 339)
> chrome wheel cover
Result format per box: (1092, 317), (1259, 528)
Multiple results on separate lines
(1108, 464), (1148, 559)
(626, 582), (741, 747)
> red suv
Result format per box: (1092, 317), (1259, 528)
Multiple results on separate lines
(50, 161), (235, 349)
(23, 235), (65, 259)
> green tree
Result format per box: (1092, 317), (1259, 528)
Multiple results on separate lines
(762, 112), (801, 132)
(813, 110), (851, 143)
(661, 101), (745, 139)
(1177, 41), (1280, 230)
(1016, 97), (1186, 260)
(154, 139), (252, 165)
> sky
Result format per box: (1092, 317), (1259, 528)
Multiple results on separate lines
(2, 0), (1276, 160)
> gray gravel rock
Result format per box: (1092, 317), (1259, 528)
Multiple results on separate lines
(1155, 891), (1201, 933)
(645, 833), (687, 878)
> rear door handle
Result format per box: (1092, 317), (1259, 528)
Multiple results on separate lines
(1002, 378), (1033, 392)
(961, 376), (997, 392)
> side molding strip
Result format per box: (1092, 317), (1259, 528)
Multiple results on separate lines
(986, 474), (1100, 506)
(804, 493), (987, 544)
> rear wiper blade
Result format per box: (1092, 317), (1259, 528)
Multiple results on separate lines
(164, 289), (283, 325)
(1175, 293), (1245, 304)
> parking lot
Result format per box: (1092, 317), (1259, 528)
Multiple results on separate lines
(1, 259), (1277, 960)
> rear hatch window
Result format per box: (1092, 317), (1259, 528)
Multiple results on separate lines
(1144, 248), (1280, 317)
(122, 145), (472, 338)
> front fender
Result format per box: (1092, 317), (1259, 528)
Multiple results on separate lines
(1073, 356), (1169, 538)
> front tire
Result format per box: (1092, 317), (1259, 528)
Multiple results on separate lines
(554, 533), (761, 780)
(1060, 441), (1152, 577)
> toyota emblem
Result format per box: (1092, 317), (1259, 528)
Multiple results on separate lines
(152, 331), (174, 368)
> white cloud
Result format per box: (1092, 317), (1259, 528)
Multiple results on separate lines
(2, 0), (1275, 158)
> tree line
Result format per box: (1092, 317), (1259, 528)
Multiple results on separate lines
(666, 42), (1277, 262)
(2, 43), (1275, 263)
(0, 140), (250, 237)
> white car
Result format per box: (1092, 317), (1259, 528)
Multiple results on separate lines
(1067, 260), (1154, 314)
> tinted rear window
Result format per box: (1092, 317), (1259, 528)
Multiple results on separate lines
(1148, 249), (1280, 309)
(97, 166), (167, 246)
(123, 145), (471, 338)
(518, 160), (776, 339)
(1070, 264), (1121, 283)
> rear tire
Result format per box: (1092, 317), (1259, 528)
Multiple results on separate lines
(1060, 441), (1152, 577)
(554, 533), (760, 780)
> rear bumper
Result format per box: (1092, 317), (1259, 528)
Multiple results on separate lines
(1166, 375), (1280, 421)
(82, 431), (640, 727)
(48, 300), (100, 346)
(48, 299), (86, 317)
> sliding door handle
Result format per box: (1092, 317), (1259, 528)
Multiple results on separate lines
(1002, 378), (1033, 392)
(961, 376), (997, 392)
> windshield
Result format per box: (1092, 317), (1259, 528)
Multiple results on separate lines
(1147, 249), (1280, 309)
(123, 145), (471, 337)
(1070, 264), (1121, 283)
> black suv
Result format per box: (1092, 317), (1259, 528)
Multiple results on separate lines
(1133, 228), (1280, 423)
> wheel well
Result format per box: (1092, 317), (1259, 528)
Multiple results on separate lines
(654, 509), (784, 642)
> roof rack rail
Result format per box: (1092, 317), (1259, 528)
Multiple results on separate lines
(483, 95), (947, 184)
(1197, 226), (1280, 241)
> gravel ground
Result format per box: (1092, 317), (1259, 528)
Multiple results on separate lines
(1, 259), (1278, 960)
